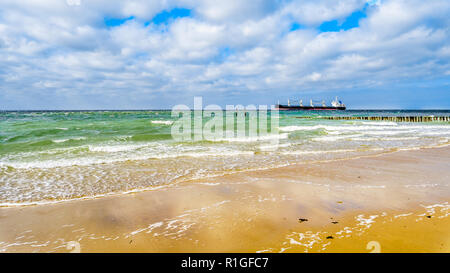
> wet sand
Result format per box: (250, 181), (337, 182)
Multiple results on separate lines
(0, 146), (449, 253)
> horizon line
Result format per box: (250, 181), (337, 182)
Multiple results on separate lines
(1, 109), (450, 112)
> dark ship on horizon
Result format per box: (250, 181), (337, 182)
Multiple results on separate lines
(275, 97), (346, 111)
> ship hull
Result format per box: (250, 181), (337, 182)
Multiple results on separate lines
(275, 105), (346, 111)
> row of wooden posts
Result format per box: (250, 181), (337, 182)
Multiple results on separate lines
(296, 116), (450, 122)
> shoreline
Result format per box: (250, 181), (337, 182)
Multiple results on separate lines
(2, 143), (448, 209)
(0, 145), (449, 252)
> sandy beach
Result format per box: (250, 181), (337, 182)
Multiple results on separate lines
(0, 145), (449, 253)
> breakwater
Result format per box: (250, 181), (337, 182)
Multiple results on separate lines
(296, 116), (450, 122)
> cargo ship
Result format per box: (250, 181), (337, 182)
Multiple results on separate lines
(275, 97), (346, 110)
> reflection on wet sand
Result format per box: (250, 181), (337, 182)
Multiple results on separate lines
(0, 146), (449, 252)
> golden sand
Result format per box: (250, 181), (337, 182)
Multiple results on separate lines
(0, 146), (449, 253)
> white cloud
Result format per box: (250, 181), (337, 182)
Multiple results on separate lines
(283, 0), (367, 25)
(0, 0), (449, 109)
(193, 0), (278, 22)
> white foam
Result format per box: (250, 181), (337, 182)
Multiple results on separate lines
(282, 149), (357, 155)
(211, 133), (288, 142)
(0, 150), (254, 169)
(312, 135), (351, 142)
(0, 185), (171, 207)
(151, 120), (173, 125)
(87, 143), (150, 153)
(258, 143), (291, 151)
(363, 130), (415, 136)
(361, 121), (398, 126)
(153, 150), (255, 159)
(356, 214), (378, 228)
(394, 213), (413, 219)
(279, 126), (322, 132)
(419, 131), (450, 136)
(281, 124), (450, 133)
(350, 136), (419, 141)
(404, 184), (439, 188)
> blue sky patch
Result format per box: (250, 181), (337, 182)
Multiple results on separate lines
(104, 8), (191, 28)
(218, 47), (235, 61)
(104, 16), (135, 27)
(150, 8), (191, 25)
(290, 22), (304, 31)
(319, 10), (367, 32)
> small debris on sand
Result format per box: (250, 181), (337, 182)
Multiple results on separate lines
(326, 236), (334, 239)
(331, 221), (339, 224)
(426, 216), (432, 218)
(298, 218), (308, 223)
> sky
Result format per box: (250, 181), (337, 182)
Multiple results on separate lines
(0, 0), (449, 110)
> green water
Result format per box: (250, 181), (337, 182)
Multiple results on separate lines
(0, 110), (449, 205)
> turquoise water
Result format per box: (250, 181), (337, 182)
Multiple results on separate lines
(1, 110), (449, 205)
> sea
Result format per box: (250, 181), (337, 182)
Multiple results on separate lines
(1, 110), (449, 206)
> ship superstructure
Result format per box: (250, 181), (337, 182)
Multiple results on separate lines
(275, 97), (346, 110)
